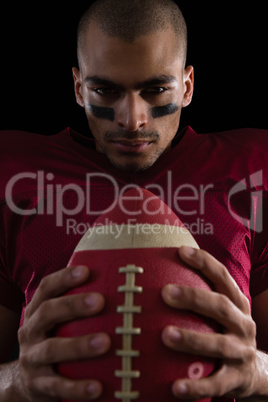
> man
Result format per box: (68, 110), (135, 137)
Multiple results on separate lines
(0, 0), (267, 401)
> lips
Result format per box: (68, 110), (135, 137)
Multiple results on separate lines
(111, 140), (153, 153)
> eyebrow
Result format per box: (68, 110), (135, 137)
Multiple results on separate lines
(84, 75), (176, 90)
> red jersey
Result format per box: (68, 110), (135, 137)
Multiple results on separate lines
(0, 126), (267, 318)
(1, 126), (267, 402)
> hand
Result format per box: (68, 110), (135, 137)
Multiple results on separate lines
(161, 246), (258, 400)
(17, 266), (111, 402)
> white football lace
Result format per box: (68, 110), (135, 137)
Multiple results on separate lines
(115, 265), (144, 401)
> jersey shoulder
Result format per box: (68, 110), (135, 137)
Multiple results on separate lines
(205, 127), (268, 152)
(0, 128), (67, 160)
(202, 127), (268, 189)
(172, 127), (268, 191)
(0, 128), (97, 200)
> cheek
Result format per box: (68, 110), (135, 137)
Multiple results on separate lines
(157, 112), (182, 142)
(85, 110), (109, 139)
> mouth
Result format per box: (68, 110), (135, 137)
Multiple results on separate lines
(110, 140), (154, 153)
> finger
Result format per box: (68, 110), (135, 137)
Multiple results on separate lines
(19, 292), (105, 343)
(162, 284), (253, 336)
(178, 247), (250, 314)
(25, 265), (90, 320)
(162, 325), (251, 360)
(172, 365), (242, 400)
(30, 375), (103, 401)
(21, 333), (111, 367)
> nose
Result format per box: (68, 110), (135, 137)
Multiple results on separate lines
(116, 94), (148, 131)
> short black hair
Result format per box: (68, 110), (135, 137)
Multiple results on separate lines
(77, 0), (188, 65)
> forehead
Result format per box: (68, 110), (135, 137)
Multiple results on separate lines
(79, 22), (184, 84)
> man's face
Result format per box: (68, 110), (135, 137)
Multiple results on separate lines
(74, 23), (194, 172)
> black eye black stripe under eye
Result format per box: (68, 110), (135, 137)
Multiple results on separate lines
(151, 103), (179, 119)
(88, 104), (115, 121)
(88, 103), (179, 121)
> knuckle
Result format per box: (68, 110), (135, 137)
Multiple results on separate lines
(61, 295), (83, 317)
(38, 272), (64, 297)
(23, 304), (32, 321)
(184, 330), (201, 351)
(185, 287), (200, 309)
(240, 316), (257, 340)
(218, 335), (232, 358)
(69, 337), (88, 358)
(246, 318), (257, 339)
(19, 351), (30, 370)
(241, 293), (251, 314)
(189, 288), (199, 306)
(43, 378), (60, 397)
(244, 345), (256, 363)
(18, 325), (29, 346)
(55, 379), (83, 400)
(217, 294), (232, 319)
(195, 383), (210, 399)
(220, 263), (230, 278)
(37, 377), (57, 397)
(24, 377), (36, 394)
(38, 276), (49, 294)
(186, 381), (211, 400)
(38, 300), (52, 319)
(216, 382), (228, 398)
(220, 268), (232, 287)
(72, 339), (85, 356)
(63, 295), (76, 311)
(42, 339), (56, 363)
(17, 326), (25, 344)
(195, 249), (208, 269)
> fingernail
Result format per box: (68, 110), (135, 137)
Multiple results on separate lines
(182, 246), (195, 257)
(90, 334), (105, 351)
(168, 284), (182, 299)
(169, 326), (182, 342)
(87, 382), (98, 395)
(71, 266), (87, 278)
(84, 293), (98, 308)
(172, 381), (188, 397)
(178, 382), (188, 394)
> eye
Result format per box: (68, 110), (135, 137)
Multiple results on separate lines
(93, 88), (119, 96)
(143, 87), (168, 95)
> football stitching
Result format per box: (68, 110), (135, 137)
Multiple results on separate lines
(115, 265), (144, 401)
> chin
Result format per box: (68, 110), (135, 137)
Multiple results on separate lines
(107, 149), (166, 172)
(107, 156), (157, 172)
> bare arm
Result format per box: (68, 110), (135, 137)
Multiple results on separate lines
(0, 306), (24, 401)
(0, 361), (25, 402)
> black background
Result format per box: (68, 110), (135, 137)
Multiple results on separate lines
(1, 2), (267, 135)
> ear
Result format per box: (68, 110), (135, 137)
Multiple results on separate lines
(182, 65), (194, 108)
(72, 67), (85, 108)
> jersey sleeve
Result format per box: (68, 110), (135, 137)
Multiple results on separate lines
(250, 192), (268, 299)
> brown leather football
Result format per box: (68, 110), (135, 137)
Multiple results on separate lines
(56, 188), (218, 402)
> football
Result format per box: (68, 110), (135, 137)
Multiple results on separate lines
(56, 188), (218, 402)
